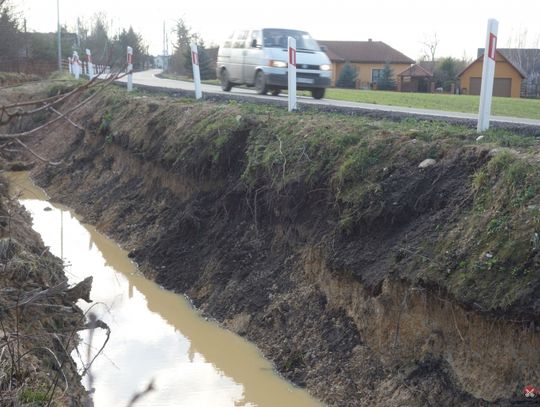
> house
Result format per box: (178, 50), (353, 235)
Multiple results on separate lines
(458, 50), (526, 98)
(396, 64), (434, 93)
(154, 54), (170, 70)
(317, 39), (414, 89)
(481, 48), (540, 97)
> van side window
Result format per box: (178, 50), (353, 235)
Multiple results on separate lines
(233, 30), (249, 48)
(250, 30), (261, 47)
(223, 31), (234, 48)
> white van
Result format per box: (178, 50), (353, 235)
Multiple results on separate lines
(216, 28), (332, 99)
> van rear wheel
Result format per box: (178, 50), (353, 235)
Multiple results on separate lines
(220, 68), (232, 92)
(255, 71), (268, 95)
(271, 89), (281, 96)
(311, 88), (325, 99)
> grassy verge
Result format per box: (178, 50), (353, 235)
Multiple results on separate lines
(326, 88), (540, 120)
(0, 71), (40, 86)
(154, 72), (540, 120)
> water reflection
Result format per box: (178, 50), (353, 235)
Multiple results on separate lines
(9, 173), (322, 407)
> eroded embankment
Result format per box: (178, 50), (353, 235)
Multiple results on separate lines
(0, 173), (89, 406)
(11, 82), (540, 406)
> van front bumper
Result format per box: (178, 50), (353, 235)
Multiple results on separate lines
(266, 71), (331, 89)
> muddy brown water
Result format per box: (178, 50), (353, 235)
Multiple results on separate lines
(9, 172), (323, 407)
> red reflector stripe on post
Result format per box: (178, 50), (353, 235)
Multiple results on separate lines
(192, 51), (199, 66)
(488, 33), (497, 60)
(289, 48), (296, 66)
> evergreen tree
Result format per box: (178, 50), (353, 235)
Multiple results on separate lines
(84, 13), (110, 63)
(377, 62), (396, 90)
(433, 57), (466, 92)
(0, 1), (21, 61)
(183, 40), (215, 80)
(169, 18), (198, 75)
(336, 63), (357, 88)
(111, 26), (148, 70)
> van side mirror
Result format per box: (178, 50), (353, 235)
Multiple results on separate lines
(251, 38), (257, 48)
(320, 45), (327, 52)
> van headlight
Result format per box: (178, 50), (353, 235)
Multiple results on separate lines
(320, 64), (331, 71)
(269, 60), (288, 68)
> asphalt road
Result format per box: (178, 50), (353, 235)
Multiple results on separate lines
(118, 69), (540, 132)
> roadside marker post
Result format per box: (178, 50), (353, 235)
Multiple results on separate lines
(68, 57), (73, 75)
(86, 49), (94, 79)
(127, 46), (133, 92)
(190, 43), (202, 99)
(477, 19), (498, 133)
(72, 51), (80, 80)
(288, 36), (297, 112)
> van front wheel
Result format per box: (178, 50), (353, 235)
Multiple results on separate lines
(220, 69), (232, 92)
(254, 71), (268, 95)
(311, 88), (325, 99)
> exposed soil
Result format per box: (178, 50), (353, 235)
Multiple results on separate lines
(0, 173), (89, 406)
(5, 81), (540, 406)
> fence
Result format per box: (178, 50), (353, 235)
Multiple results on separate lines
(521, 78), (540, 98)
(0, 58), (59, 76)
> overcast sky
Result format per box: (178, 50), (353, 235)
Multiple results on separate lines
(16, 0), (540, 60)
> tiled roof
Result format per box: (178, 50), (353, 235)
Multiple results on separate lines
(458, 50), (527, 78)
(318, 40), (414, 64)
(396, 64), (434, 77)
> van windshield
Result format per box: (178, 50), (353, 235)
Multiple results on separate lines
(262, 29), (320, 51)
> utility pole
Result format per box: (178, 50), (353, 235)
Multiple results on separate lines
(24, 19), (28, 58)
(57, 0), (62, 70)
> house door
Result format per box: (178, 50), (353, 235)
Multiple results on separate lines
(493, 78), (512, 97)
(469, 77), (512, 97)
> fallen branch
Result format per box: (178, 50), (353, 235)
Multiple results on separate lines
(49, 106), (84, 131)
(125, 380), (155, 407)
(0, 71), (124, 140)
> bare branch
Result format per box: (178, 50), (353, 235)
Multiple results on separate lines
(17, 347), (69, 395)
(81, 313), (111, 377)
(14, 138), (63, 165)
(0, 71), (124, 140)
(126, 380), (155, 407)
(49, 106), (85, 131)
(421, 32), (439, 63)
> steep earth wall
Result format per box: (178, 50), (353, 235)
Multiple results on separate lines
(13, 83), (540, 406)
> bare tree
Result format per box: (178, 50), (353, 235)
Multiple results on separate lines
(421, 32), (439, 64)
(504, 28), (540, 97)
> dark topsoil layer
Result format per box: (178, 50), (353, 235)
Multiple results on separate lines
(7, 82), (540, 406)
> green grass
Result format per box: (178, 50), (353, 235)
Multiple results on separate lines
(156, 72), (540, 120)
(0, 71), (40, 86)
(325, 88), (540, 120)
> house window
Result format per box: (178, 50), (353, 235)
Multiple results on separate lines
(372, 69), (383, 83)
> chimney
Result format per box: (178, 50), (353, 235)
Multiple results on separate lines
(368, 38), (372, 42)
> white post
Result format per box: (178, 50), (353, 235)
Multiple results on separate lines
(477, 19), (499, 133)
(86, 49), (94, 78)
(288, 37), (297, 112)
(127, 46), (133, 92)
(190, 43), (202, 99)
(68, 57), (73, 75)
(72, 51), (80, 79)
